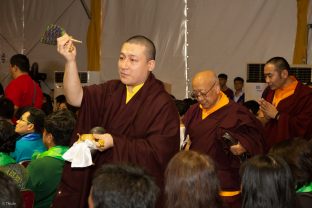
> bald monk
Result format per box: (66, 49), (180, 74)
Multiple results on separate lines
(183, 70), (265, 208)
(52, 35), (180, 208)
(259, 57), (312, 149)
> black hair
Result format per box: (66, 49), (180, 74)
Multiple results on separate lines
(125, 35), (156, 60)
(175, 100), (189, 116)
(240, 155), (295, 208)
(41, 93), (53, 115)
(218, 73), (228, 80)
(25, 107), (45, 133)
(10, 54), (30, 73)
(0, 83), (3, 96)
(0, 97), (14, 120)
(44, 109), (76, 146)
(55, 95), (67, 104)
(0, 120), (16, 153)
(265, 57), (290, 72)
(269, 138), (312, 190)
(234, 77), (244, 83)
(91, 163), (159, 208)
(0, 171), (23, 208)
(243, 100), (259, 116)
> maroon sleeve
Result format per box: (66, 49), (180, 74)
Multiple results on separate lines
(264, 84), (312, 148)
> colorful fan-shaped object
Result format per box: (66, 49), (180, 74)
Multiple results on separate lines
(40, 24), (82, 45)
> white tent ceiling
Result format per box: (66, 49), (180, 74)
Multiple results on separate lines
(1, 0), (311, 99)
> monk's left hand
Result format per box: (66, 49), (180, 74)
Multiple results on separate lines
(93, 133), (114, 151)
(258, 98), (278, 119)
(230, 143), (246, 155)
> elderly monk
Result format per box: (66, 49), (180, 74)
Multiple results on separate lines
(52, 35), (180, 208)
(183, 70), (265, 208)
(259, 57), (312, 149)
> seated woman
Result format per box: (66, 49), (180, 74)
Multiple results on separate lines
(26, 109), (76, 208)
(0, 120), (27, 189)
(240, 155), (296, 208)
(269, 138), (312, 208)
(165, 150), (223, 208)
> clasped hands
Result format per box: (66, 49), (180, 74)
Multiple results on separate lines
(258, 98), (279, 120)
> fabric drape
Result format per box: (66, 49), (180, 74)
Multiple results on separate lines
(87, 0), (102, 71)
(293, 0), (309, 64)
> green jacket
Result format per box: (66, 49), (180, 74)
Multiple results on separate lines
(26, 146), (68, 208)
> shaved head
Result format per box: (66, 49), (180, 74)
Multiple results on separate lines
(192, 71), (219, 87)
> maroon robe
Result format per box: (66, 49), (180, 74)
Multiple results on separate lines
(183, 101), (264, 208)
(52, 73), (180, 208)
(262, 82), (312, 149)
(222, 88), (234, 100)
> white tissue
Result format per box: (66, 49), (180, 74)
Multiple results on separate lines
(62, 140), (97, 168)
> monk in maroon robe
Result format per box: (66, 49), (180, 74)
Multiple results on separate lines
(183, 71), (265, 208)
(259, 57), (312, 149)
(52, 35), (180, 208)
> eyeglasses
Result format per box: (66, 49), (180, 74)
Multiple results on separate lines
(18, 118), (33, 125)
(191, 81), (216, 99)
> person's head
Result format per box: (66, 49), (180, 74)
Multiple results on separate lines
(89, 163), (159, 208)
(240, 155), (295, 208)
(269, 138), (312, 190)
(174, 100), (189, 117)
(41, 93), (53, 115)
(234, 77), (244, 91)
(243, 100), (259, 116)
(118, 35), (156, 88)
(55, 95), (68, 111)
(0, 97), (14, 120)
(43, 109), (76, 149)
(15, 107), (45, 135)
(218, 73), (228, 88)
(10, 54), (30, 79)
(165, 151), (222, 208)
(264, 57), (290, 90)
(191, 70), (221, 109)
(0, 120), (16, 153)
(0, 172), (22, 208)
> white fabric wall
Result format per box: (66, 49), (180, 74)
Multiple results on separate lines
(101, 0), (299, 99)
(0, 0), (311, 99)
(0, 0), (90, 93)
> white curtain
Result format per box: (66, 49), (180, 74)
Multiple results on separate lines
(1, 0), (310, 99)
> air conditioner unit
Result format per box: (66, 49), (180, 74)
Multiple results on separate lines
(245, 63), (267, 101)
(54, 71), (100, 101)
(245, 63), (312, 101)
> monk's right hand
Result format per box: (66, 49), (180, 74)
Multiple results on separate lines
(57, 34), (76, 61)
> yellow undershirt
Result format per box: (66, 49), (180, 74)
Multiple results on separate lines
(126, 83), (144, 104)
(200, 92), (229, 119)
(272, 77), (298, 107)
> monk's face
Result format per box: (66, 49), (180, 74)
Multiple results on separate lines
(192, 76), (220, 109)
(118, 43), (155, 88)
(264, 63), (287, 90)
